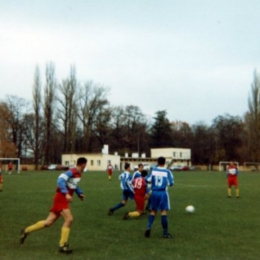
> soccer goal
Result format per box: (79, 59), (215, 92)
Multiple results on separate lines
(219, 161), (239, 172)
(243, 162), (260, 171)
(0, 158), (20, 174)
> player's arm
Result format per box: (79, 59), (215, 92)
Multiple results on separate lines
(167, 171), (174, 186)
(75, 187), (84, 200)
(57, 171), (73, 194)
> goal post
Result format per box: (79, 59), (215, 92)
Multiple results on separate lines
(0, 158), (20, 174)
(219, 161), (239, 172)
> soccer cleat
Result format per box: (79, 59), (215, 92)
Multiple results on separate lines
(163, 233), (173, 239)
(227, 196), (231, 198)
(123, 212), (130, 220)
(59, 243), (73, 254)
(20, 229), (28, 244)
(108, 208), (114, 216)
(236, 196), (239, 198)
(144, 229), (151, 238)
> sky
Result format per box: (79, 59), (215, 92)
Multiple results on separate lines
(1, 0), (260, 125)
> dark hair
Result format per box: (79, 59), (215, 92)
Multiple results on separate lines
(157, 156), (166, 165)
(124, 162), (130, 170)
(138, 163), (143, 168)
(77, 157), (87, 165)
(141, 170), (148, 177)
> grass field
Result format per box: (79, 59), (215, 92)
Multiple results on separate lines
(0, 170), (260, 260)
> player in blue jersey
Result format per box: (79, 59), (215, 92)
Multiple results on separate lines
(108, 162), (134, 215)
(132, 163), (144, 179)
(144, 157), (174, 238)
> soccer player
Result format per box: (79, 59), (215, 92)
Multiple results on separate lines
(144, 156), (174, 239)
(8, 162), (12, 174)
(108, 162), (134, 215)
(132, 163), (144, 179)
(123, 170), (150, 219)
(20, 157), (88, 254)
(107, 162), (114, 181)
(227, 160), (239, 198)
(0, 162), (3, 192)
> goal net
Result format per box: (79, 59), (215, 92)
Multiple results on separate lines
(0, 158), (20, 174)
(219, 161), (239, 172)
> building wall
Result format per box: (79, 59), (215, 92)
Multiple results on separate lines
(151, 148), (191, 160)
(62, 153), (120, 171)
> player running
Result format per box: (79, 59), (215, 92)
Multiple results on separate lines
(108, 162), (134, 215)
(20, 157), (87, 254)
(144, 156), (174, 238)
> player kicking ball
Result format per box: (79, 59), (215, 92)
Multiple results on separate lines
(20, 157), (87, 254)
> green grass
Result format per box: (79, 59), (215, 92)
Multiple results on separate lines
(0, 170), (260, 260)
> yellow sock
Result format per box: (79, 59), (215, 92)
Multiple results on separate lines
(59, 227), (70, 247)
(228, 188), (231, 197)
(236, 188), (239, 197)
(25, 220), (45, 233)
(128, 211), (140, 218)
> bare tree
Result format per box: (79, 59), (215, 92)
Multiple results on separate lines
(77, 81), (110, 152)
(246, 70), (260, 161)
(43, 62), (57, 164)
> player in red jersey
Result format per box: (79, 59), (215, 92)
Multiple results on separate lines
(0, 162), (3, 191)
(123, 170), (150, 219)
(107, 162), (114, 181)
(227, 160), (239, 198)
(20, 157), (87, 254)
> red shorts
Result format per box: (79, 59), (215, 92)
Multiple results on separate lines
(50, 193), (69, 217)
(135, 194), (145, 212)
(228, 176), (238, 187)
(107, 170), (113, 176)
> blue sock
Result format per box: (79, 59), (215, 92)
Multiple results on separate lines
(161, 215), (168, 234)
(147, 215), (155, 230)
(112, 202), (124, 211)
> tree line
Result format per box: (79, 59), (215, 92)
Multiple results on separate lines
(0, 63), (260, 168)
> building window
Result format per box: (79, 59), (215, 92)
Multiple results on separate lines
(180, 152), (182, 158)
(91, 160), (94, 166)
(173, 152), (176, 157)
(65, 161), (69, 166)
(97, 160), (101, 166)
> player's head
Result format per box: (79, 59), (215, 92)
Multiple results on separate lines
(229, 160), (234, 165)
(124, 162), (130, 170)
(157, 156), (166, 166)
(141, 170), (148, 177)
(138, 163), (144, 171)
(77, 157), (88, 170)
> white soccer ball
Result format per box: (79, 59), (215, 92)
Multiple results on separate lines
(186, 205), (195, 213)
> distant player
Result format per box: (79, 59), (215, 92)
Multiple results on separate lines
(123, 170), (151, 219)
(144, 156), (174, 238)
(227, 160), (239, 198)
(8, 162), (13, 174)
(107, 162), (114, 181)
(20, 157), (88, 254)
(108, 162), (134, 215)
(0, 162), (3, 191)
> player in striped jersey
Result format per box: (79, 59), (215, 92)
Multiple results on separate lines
(108, 162), (134, 215)
(144, 156), (174, 238)
(20, 157), (87, 254)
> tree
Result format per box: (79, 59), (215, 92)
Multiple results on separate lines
(150, 110), (173, 148)
(245, 70), (260, 161)
(211, 114), (244, 162)
(56, 66), (78, 154)
(32, 66), (42, 169)
(43, 62), (57, 164)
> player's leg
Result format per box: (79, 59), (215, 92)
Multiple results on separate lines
(58, 209), (73, 253)
(108, 191), (128, 215)
(234, 178), (239, 198)
(227, 178), (232, 197)
(20, 212), (58, 244)
(124, 195), (144, 219)
(160, 192), (172, 238)
(145, 192), (158, 237)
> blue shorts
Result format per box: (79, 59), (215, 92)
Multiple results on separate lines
(122, 190), (134, 201)
(150, 190), (170, 211)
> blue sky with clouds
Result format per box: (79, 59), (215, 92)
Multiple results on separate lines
(1, 0), (260, 124)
